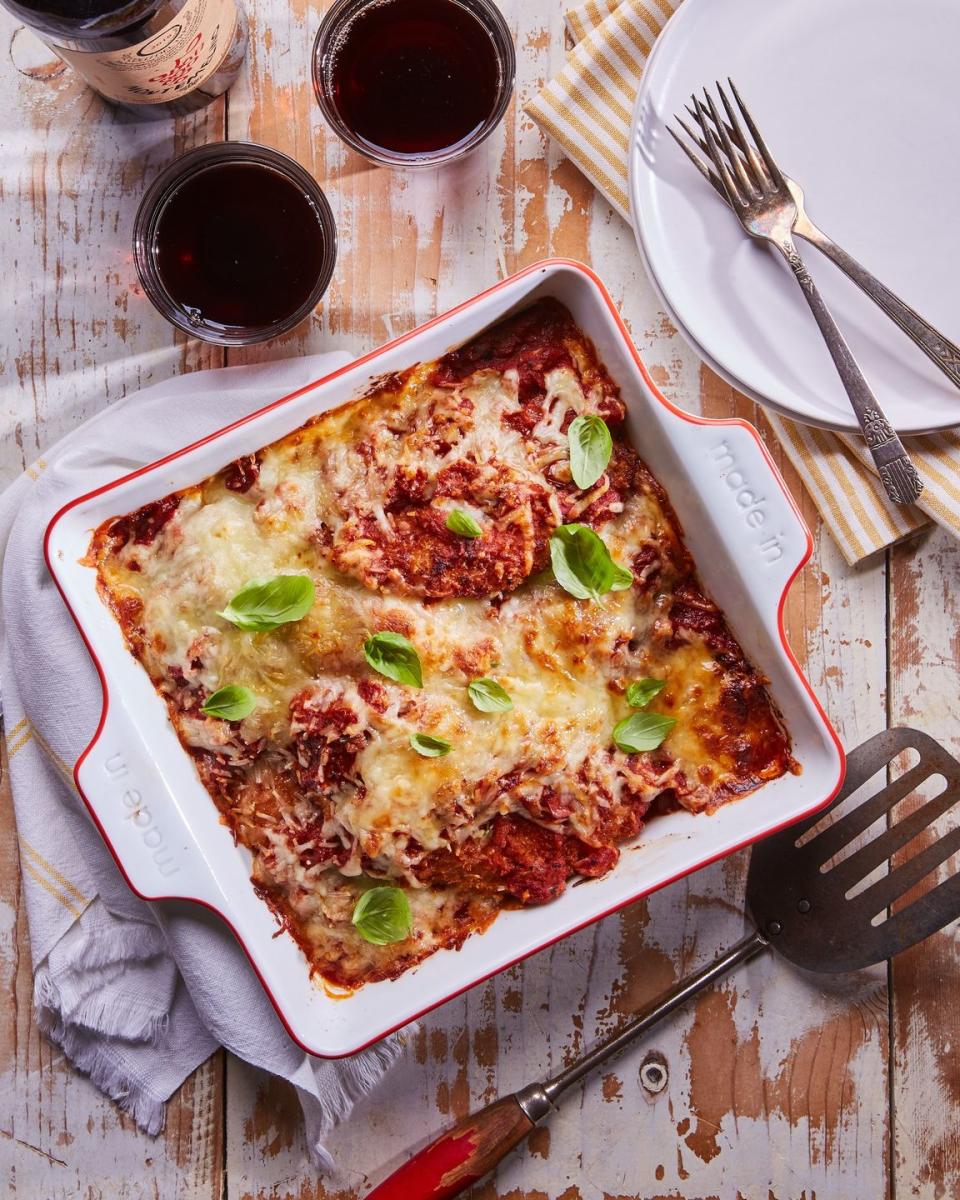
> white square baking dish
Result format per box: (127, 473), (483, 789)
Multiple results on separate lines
(45, 259), (844, 1057)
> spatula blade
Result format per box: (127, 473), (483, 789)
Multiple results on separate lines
(747, 728), (960, 972)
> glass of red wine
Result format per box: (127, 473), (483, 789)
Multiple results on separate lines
(312, 0), (515, 168)
(133, 142), (337, 345)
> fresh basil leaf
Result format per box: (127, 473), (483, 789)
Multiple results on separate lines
(219, 575), (315, 631)
(549, 524), (633, 601)
(613, 711), (677, 753)
(446, 508), (483, 538)
(625, 678), (667, 709)
(352, 886), (414, 945)
(568, 414), (613, 489)
(468, 678), (513, 713)
(363, 631), (423, 687)
(409, 732), (452, 757)
(610, 563), (633, 589)
(200, 685), (256, 721)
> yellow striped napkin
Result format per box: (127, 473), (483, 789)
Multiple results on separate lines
(526, 0), (960, 564)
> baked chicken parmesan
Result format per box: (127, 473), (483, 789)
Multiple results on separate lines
(89, 300), (795, 987)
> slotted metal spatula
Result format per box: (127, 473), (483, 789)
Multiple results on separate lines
(365, 728), (960, 1200)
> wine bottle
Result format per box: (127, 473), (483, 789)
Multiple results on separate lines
(1, 0), (247, 115)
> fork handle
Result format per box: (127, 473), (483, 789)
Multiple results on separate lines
(797, 223), (960, 393)
(773, 236), (924, 506)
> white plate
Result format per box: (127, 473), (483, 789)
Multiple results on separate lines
(629, 0), (960, 433)
(45, 260), (842, 1057)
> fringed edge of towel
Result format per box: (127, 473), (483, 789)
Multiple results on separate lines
(34, 967), (170, 1045)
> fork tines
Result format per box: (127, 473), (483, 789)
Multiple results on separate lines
(671, 79), (782, 208)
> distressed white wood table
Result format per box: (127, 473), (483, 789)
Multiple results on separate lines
(2, 2), (959, 1197)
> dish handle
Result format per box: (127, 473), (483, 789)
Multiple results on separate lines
(75, 699), (220, 906)
(675, 417), (812, 611)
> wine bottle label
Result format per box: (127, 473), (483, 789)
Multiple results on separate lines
(53, 0), (239, 105)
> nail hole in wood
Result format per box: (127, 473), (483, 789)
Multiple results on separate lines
(640, 1051), (668, 1094)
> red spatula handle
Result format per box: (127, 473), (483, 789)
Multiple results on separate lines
(364, 1095), (535, 1200)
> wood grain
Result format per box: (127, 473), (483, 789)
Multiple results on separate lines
(1, 1), (959, 1198)
(0, 7), (226, 1196)
(889, 527), (960, 1200)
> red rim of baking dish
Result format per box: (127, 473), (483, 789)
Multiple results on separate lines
(43, 257), (846, 1059)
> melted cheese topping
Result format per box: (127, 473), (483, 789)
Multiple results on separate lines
(90, 302), (792, 987)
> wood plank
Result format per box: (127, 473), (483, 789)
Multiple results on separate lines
(0, 14), (225, 1198)
(680, 370), (890, 1200)
(889, 526), (960, 1198)
(220, 0), (535, 1193)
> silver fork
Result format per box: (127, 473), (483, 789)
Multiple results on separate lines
(672, 106), (960, 395)
(677, 80), (923, 506)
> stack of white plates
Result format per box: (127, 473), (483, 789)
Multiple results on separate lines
(628, 0), (960, 434)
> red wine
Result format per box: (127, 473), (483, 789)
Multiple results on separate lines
(326, 0), (501, 156)
(153, 163), (330, 330)
(0, 0), (246, 114)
